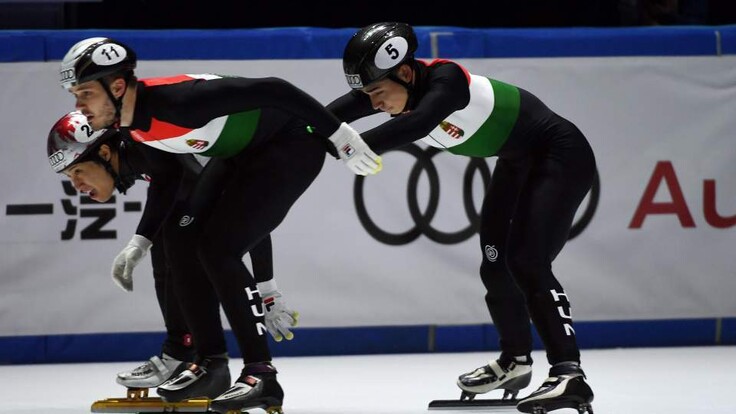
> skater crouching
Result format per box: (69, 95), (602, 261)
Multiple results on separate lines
(47, 111), (298, 396)
(57, 36), (380, 413)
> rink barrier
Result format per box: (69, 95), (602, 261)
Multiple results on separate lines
(1, 318), (733, 364)
(2, 25), (736, 62)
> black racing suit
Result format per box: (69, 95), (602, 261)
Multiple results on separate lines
(328, 59), (596, 365)
(118, 140), (274, 362)
(118, 139), (198, 361)
(125, 75), (335, 364)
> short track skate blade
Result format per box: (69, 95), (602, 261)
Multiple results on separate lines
(428, 399), (518, 410)
(91, 397), (210, 413)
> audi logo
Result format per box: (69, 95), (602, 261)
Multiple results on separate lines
(48, 150), (65, 168)
(354, 145), (599, 245)
(60, 68), (75, 82)
(345, 73), (364, 89)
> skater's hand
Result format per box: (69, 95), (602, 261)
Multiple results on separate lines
(328, 122), (382, 176)
(111, 235), (152, 292)
(257, 280), (299, 342)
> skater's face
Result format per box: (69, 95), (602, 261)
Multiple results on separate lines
(69, 78), (125, 130)
(62, 145), (118, 202)
(361, 64), (413, 115)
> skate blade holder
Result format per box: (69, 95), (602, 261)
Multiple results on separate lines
(127, 388), (149, 399)
(428, 398), (518, 411)
(223, 405), (281, 414)
(91, 397), (210, 413)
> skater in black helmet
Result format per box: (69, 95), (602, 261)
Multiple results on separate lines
(47, 111), (298, 394)
(57, 37), (380, 413)
(327, 23), (595, 414)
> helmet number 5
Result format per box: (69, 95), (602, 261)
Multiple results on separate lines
(384, 44), (399, 60)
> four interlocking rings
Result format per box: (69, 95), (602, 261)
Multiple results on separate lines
(354, 145), (599, 246)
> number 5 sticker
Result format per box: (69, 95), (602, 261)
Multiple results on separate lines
(374, 37), (409, 70)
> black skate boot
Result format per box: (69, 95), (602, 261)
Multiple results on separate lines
(209, 362), (283, 414)
(156, 356), (231, 402)
(517, 362), (594, 414)
(456, 354), (533, 401)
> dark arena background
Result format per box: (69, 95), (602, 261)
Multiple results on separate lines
(2, 0), (736, 29)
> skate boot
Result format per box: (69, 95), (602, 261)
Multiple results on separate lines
(116, 354), (188, 398)
(156, 356), (231, 402)
(210, 362), (284, 414)
(457, 355), (532, 401)
(517, 362), (594, 414)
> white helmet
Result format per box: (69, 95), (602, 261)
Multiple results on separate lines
(47, 111), (115, 173)
(60, 37), (137, 90)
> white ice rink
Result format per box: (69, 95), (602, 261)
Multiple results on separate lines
(1, 346), (734, 414)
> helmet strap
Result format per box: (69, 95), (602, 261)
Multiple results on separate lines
(89, 141), (135, 195)
(387, 73), (414, 92)
(111, 139), (136, 194)
(97, 78), (126, 128)
(388, 61), (416, 113)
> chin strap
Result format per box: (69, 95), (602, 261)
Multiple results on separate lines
(98, 78), (127, 127)
(92, 139), (136, 195)
(387, 59), (418, 114)
(112, 139), (137, 194)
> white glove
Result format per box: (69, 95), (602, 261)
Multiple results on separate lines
(111, 235), (152, 292)
(258, 280), (299, 342)
(328, 122), (382, 176)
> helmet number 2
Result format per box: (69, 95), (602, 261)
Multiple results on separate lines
(80, 124), (94, 138)
(384, 44), (400, 60)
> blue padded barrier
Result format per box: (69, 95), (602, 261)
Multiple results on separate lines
(2, 25), (736, 62)
(1, 318), (730, 365)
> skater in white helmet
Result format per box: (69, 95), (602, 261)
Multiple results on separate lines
(57, 36), (379, 414)
(47, 111), (300, 396)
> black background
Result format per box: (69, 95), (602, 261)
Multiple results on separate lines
(1, 0), (734, 30)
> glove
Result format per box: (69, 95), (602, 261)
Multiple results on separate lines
(258, 280), (299, 342)
(111, 234), (152, 292)
(328, 122), (382, 176)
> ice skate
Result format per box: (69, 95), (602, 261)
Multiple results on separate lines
(428, 355), (532, 410)
(157, 356), (231, 403)
(116, 353), (189, 397)
(457, 355), (532, 401)
(91, 354), (208, 413)
(516, 362), (594, 414)
(209, 362), (284, 414)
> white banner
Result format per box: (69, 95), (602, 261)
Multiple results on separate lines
(1, 56), (735, 337)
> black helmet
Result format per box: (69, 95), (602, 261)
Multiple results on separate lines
(343, 22), (418, 89)
(47, 111), (117, 173)
(60, 37), (137, 90)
